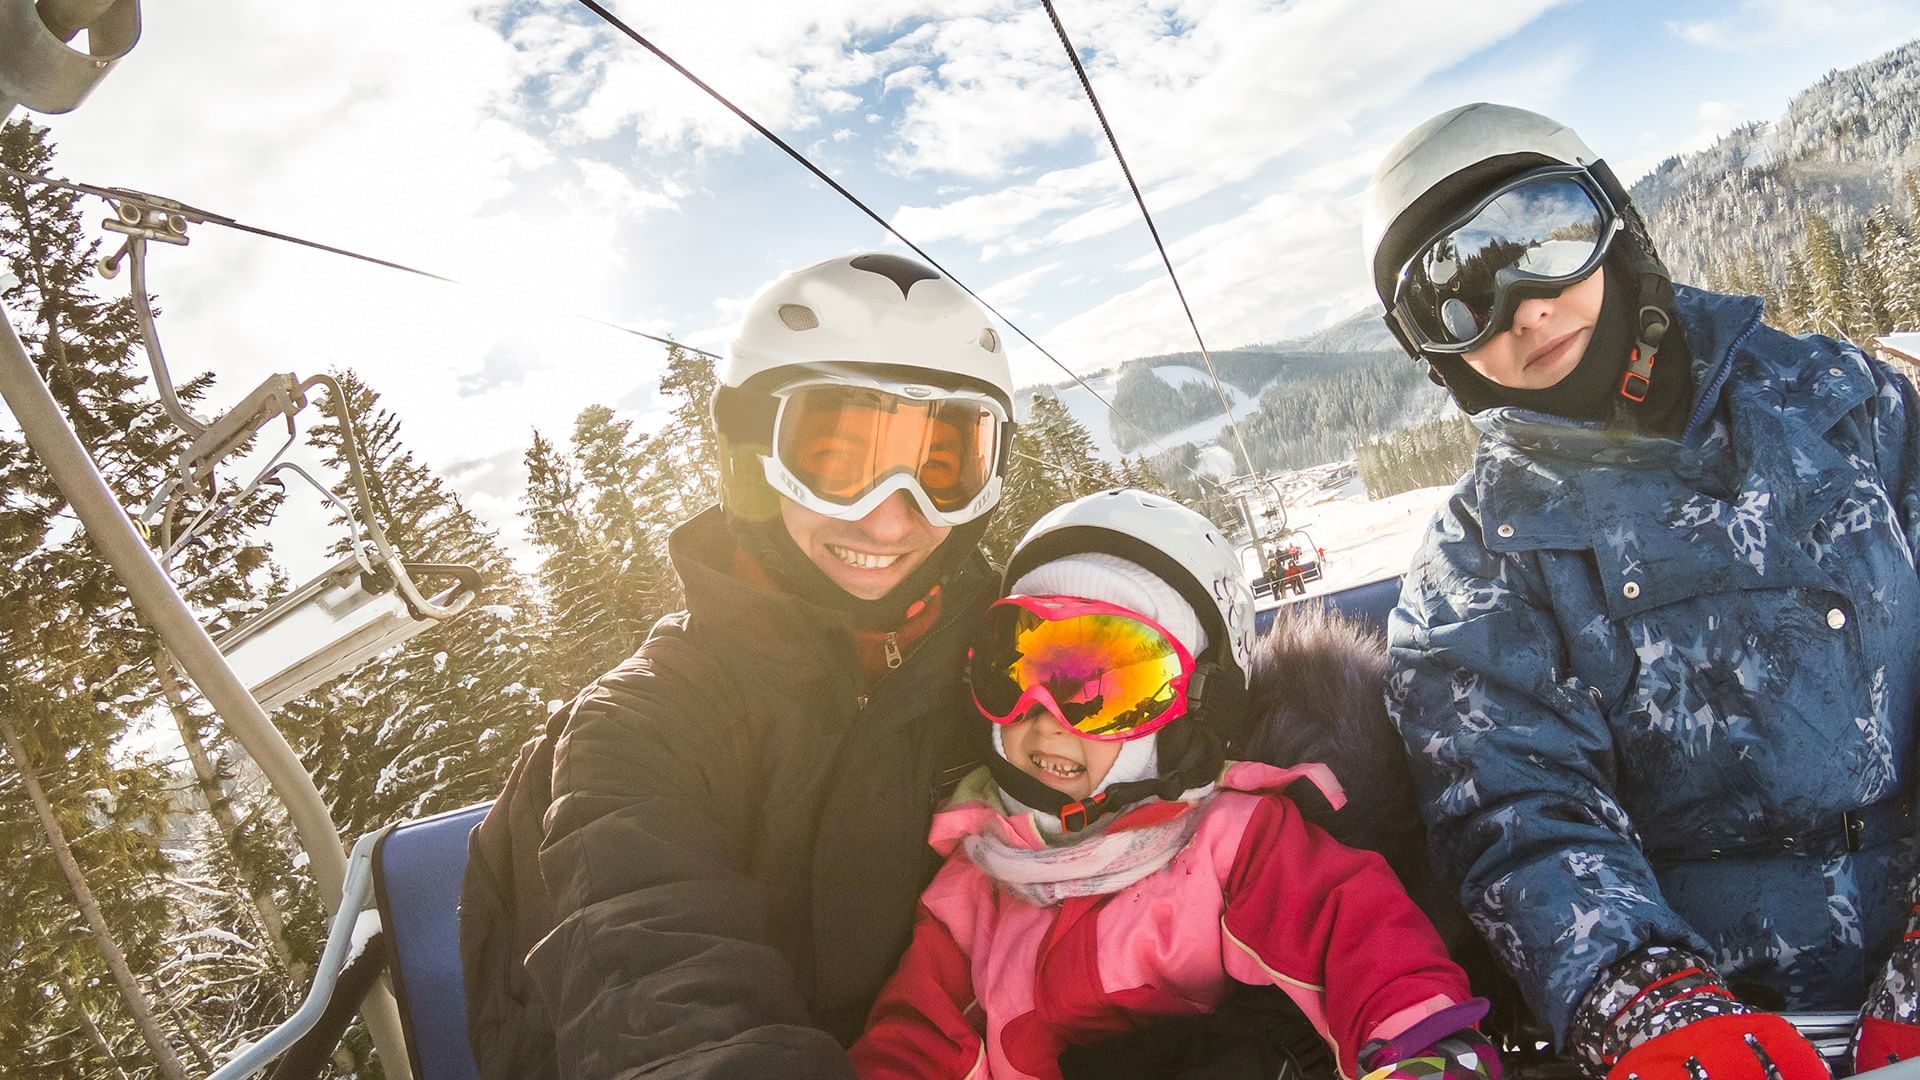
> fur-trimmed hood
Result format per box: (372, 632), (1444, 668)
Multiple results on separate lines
(1243, 599), (1416, 849)
(1241, 599), (1478, 965)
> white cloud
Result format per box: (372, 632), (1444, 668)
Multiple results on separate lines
(981, 259), (1065, 309)
(878, 0), (1571, 254)
(892, 160), (1116, 244)
(1023, 188), (1373, 385)
(1668, 0), (1918, 50)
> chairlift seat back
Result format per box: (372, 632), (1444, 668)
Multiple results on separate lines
(372, 802), (489, 1080)
(355, 578), (1404, 1080)
(1255, 573), (1402, 638)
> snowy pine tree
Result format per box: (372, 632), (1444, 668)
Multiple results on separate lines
(983, 395), (1120, 563)
(280, 370), (545, 841)
(0, 118), (288, 1079)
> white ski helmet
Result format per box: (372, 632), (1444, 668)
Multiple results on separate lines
(1363, 102), (1599, 311)
(1004, 488), (1255, 681)
(721, 251), (1014, 403)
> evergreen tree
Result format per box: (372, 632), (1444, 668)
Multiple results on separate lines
(281, 370), (546, 841)
(0, 118), (286, 1078)
(1800, 211), (1852, 338)
(1780, 252), (1814, 334)
(1357, 416), (1481, 499)
(983, 396), (1119, 563)
(519, 348), (720, 698)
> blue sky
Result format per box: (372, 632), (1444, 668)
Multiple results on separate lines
(24, 0), (1920, 561)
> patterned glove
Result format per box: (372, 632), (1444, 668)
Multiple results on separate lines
(1568, 946), (1826, 1080)
(1853, 887), (1920, 1070)
(1360, 999), (1500, 1080)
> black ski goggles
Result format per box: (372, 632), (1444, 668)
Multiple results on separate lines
(1388, 165), (1624, 355)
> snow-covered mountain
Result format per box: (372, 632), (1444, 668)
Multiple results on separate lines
(1631, 38), (1920, 285)
(1029, 362), (1262, 463)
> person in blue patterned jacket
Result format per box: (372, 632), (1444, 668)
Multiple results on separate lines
(1366, 103), (1920, 1080)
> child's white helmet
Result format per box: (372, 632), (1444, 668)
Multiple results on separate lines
(1006, 488), (1255, 678)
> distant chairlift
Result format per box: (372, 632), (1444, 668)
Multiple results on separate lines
(1253, 531), (1325, 599)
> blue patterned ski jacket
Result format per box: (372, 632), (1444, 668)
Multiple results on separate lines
(1386, 285), (1920, 1045)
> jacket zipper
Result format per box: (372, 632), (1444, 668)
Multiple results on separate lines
(883, 632), (903, 670)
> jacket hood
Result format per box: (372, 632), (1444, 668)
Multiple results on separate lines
(929, 759), (1343, 856)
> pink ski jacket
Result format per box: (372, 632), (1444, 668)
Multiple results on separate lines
(849, 761), (1471, 1080)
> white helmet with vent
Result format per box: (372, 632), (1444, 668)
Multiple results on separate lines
(1363, 102), (1599, 305)
(1004, 488), (1255, 678)
(722, 251), (1013, 403)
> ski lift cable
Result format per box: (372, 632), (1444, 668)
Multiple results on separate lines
(1039, 0), (1259, 481)
(569, 0), (1222, 493)
(0, 164), (720, 361)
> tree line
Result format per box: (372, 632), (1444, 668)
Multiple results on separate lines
(1702, 168), (1920, 344)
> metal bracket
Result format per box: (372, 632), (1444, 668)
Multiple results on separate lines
(0, 0), (142, 115)
(178, 372), (307, 491)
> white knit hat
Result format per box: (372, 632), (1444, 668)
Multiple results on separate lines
(994, 553), (1208, 833)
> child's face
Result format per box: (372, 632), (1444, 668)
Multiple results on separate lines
(999, 706), (1123, 801)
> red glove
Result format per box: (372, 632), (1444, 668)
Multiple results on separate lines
(1853, 895), (1920, 1071)
(1606, 1013), (1829, 1080)
(1855, 1017), (1920, 1072)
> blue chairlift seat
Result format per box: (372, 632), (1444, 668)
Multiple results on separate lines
(1254, 573), (1403, 638)
(372, 802), (490, 1080)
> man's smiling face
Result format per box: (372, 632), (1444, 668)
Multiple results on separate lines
(779, 489), (951, 601)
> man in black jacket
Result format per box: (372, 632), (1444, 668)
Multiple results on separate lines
(460, 252), (1018, 1079)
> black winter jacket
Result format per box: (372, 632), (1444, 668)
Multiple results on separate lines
(460, 507), (996, 1080)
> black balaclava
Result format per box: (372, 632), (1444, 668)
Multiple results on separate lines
(1425, 250), (1694, 436)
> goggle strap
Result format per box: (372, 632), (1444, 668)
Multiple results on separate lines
(1187, 666), (1211, 709)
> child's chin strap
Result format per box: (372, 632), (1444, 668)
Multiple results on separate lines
(985, 664), (1236, 834)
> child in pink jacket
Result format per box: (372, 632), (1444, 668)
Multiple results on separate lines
(850, 490), (1494, 1080)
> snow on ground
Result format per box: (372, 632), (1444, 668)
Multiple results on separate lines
(1879, 332), (1920, 359)
(1241, 460), (1453, 611)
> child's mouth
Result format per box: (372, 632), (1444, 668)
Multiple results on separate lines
(1028, 752), (1085, 780)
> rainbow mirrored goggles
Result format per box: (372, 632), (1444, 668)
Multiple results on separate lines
(968, 594), (1195, 742)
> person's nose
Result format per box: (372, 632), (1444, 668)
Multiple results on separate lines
(854, 490), (925, 545)
(1027, 707), (1071, 738)
(1510, 294), (1556, 334)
